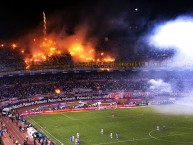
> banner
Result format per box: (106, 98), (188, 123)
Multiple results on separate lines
(20, 104), (136, 116)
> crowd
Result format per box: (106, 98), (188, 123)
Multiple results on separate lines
(0, 47), (25, 71)
(0, 47), (192, 102)
(0, 46), (73, 72)
(0, 70), (192, 103)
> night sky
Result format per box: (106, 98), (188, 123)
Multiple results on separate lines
(0, 0), (192, 39)
(0, 0), (193, 61)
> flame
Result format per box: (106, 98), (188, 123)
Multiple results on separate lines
(0, 11), (117, 70)
(55, 88), (61, 94)
(68, 43), (95, 62)
(25, 37), (60, 65)
(103, 56), (115, 62)
(1, 23), (115, 69)
(21, 49), (25, 54)
(2, 37), (115, 69)
(25, 36), (115, 66)
(12, 44), (16, 49)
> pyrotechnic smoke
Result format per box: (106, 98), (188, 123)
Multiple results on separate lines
(20, 13), (117, 67)
(146, 15), (193, 68)
(153, 104), (193, 115)
(23, 24), (97, 64)
(146, 78), (193, 115)
(145, 15), (193, 115)
(148, 79), (172, 93)
(153, 91), (193, 115)
(43, 11), (47, 37)
(21, 21), (117, 68)
(2, 0), (151, 66)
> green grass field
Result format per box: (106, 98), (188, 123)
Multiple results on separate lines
(24, 106), (193, 145)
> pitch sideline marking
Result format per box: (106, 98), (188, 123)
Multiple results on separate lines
(27, 116), (64, 144)
(60, 110), (144, 121)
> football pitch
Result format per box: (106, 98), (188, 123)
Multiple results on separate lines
(25, 106), (193, 145)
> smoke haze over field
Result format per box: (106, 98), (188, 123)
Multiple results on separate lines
(154, 104), (193, 115)
(146, 15), (193, 115)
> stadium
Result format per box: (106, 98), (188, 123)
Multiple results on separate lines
(1, 41), (193, 145)
(1, 0), (193, 145)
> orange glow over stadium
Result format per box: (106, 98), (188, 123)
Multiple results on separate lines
(23, 33), (115, 68)
(0, 15), (115, 69)
(0, 36), (115, 70)
(0, 11), (115, 69)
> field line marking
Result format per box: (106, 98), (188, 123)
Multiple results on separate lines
(149, 129), (193, 143)
(59, 111), (144, 121)
(148, 130), (158, 139)
(92, 137), (152, 145)
(27, 116), (64, 144)
(60, 113), (76, 120)
(158, 132), (191, 138)
(149, 129), (193, 139)
(94, 128), (193, 145)
(61, 112), (111, 120)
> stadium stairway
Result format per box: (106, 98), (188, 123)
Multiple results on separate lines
(1, 116), (41, 145)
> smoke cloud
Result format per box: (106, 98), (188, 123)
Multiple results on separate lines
(16, 0), (151, 63)
(148, 79), (172, 93)
(145, 15), (193, 115)
(146, 15), (193, 67)
(19, 23), (98, 63)
(153, 104), (193, 115)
